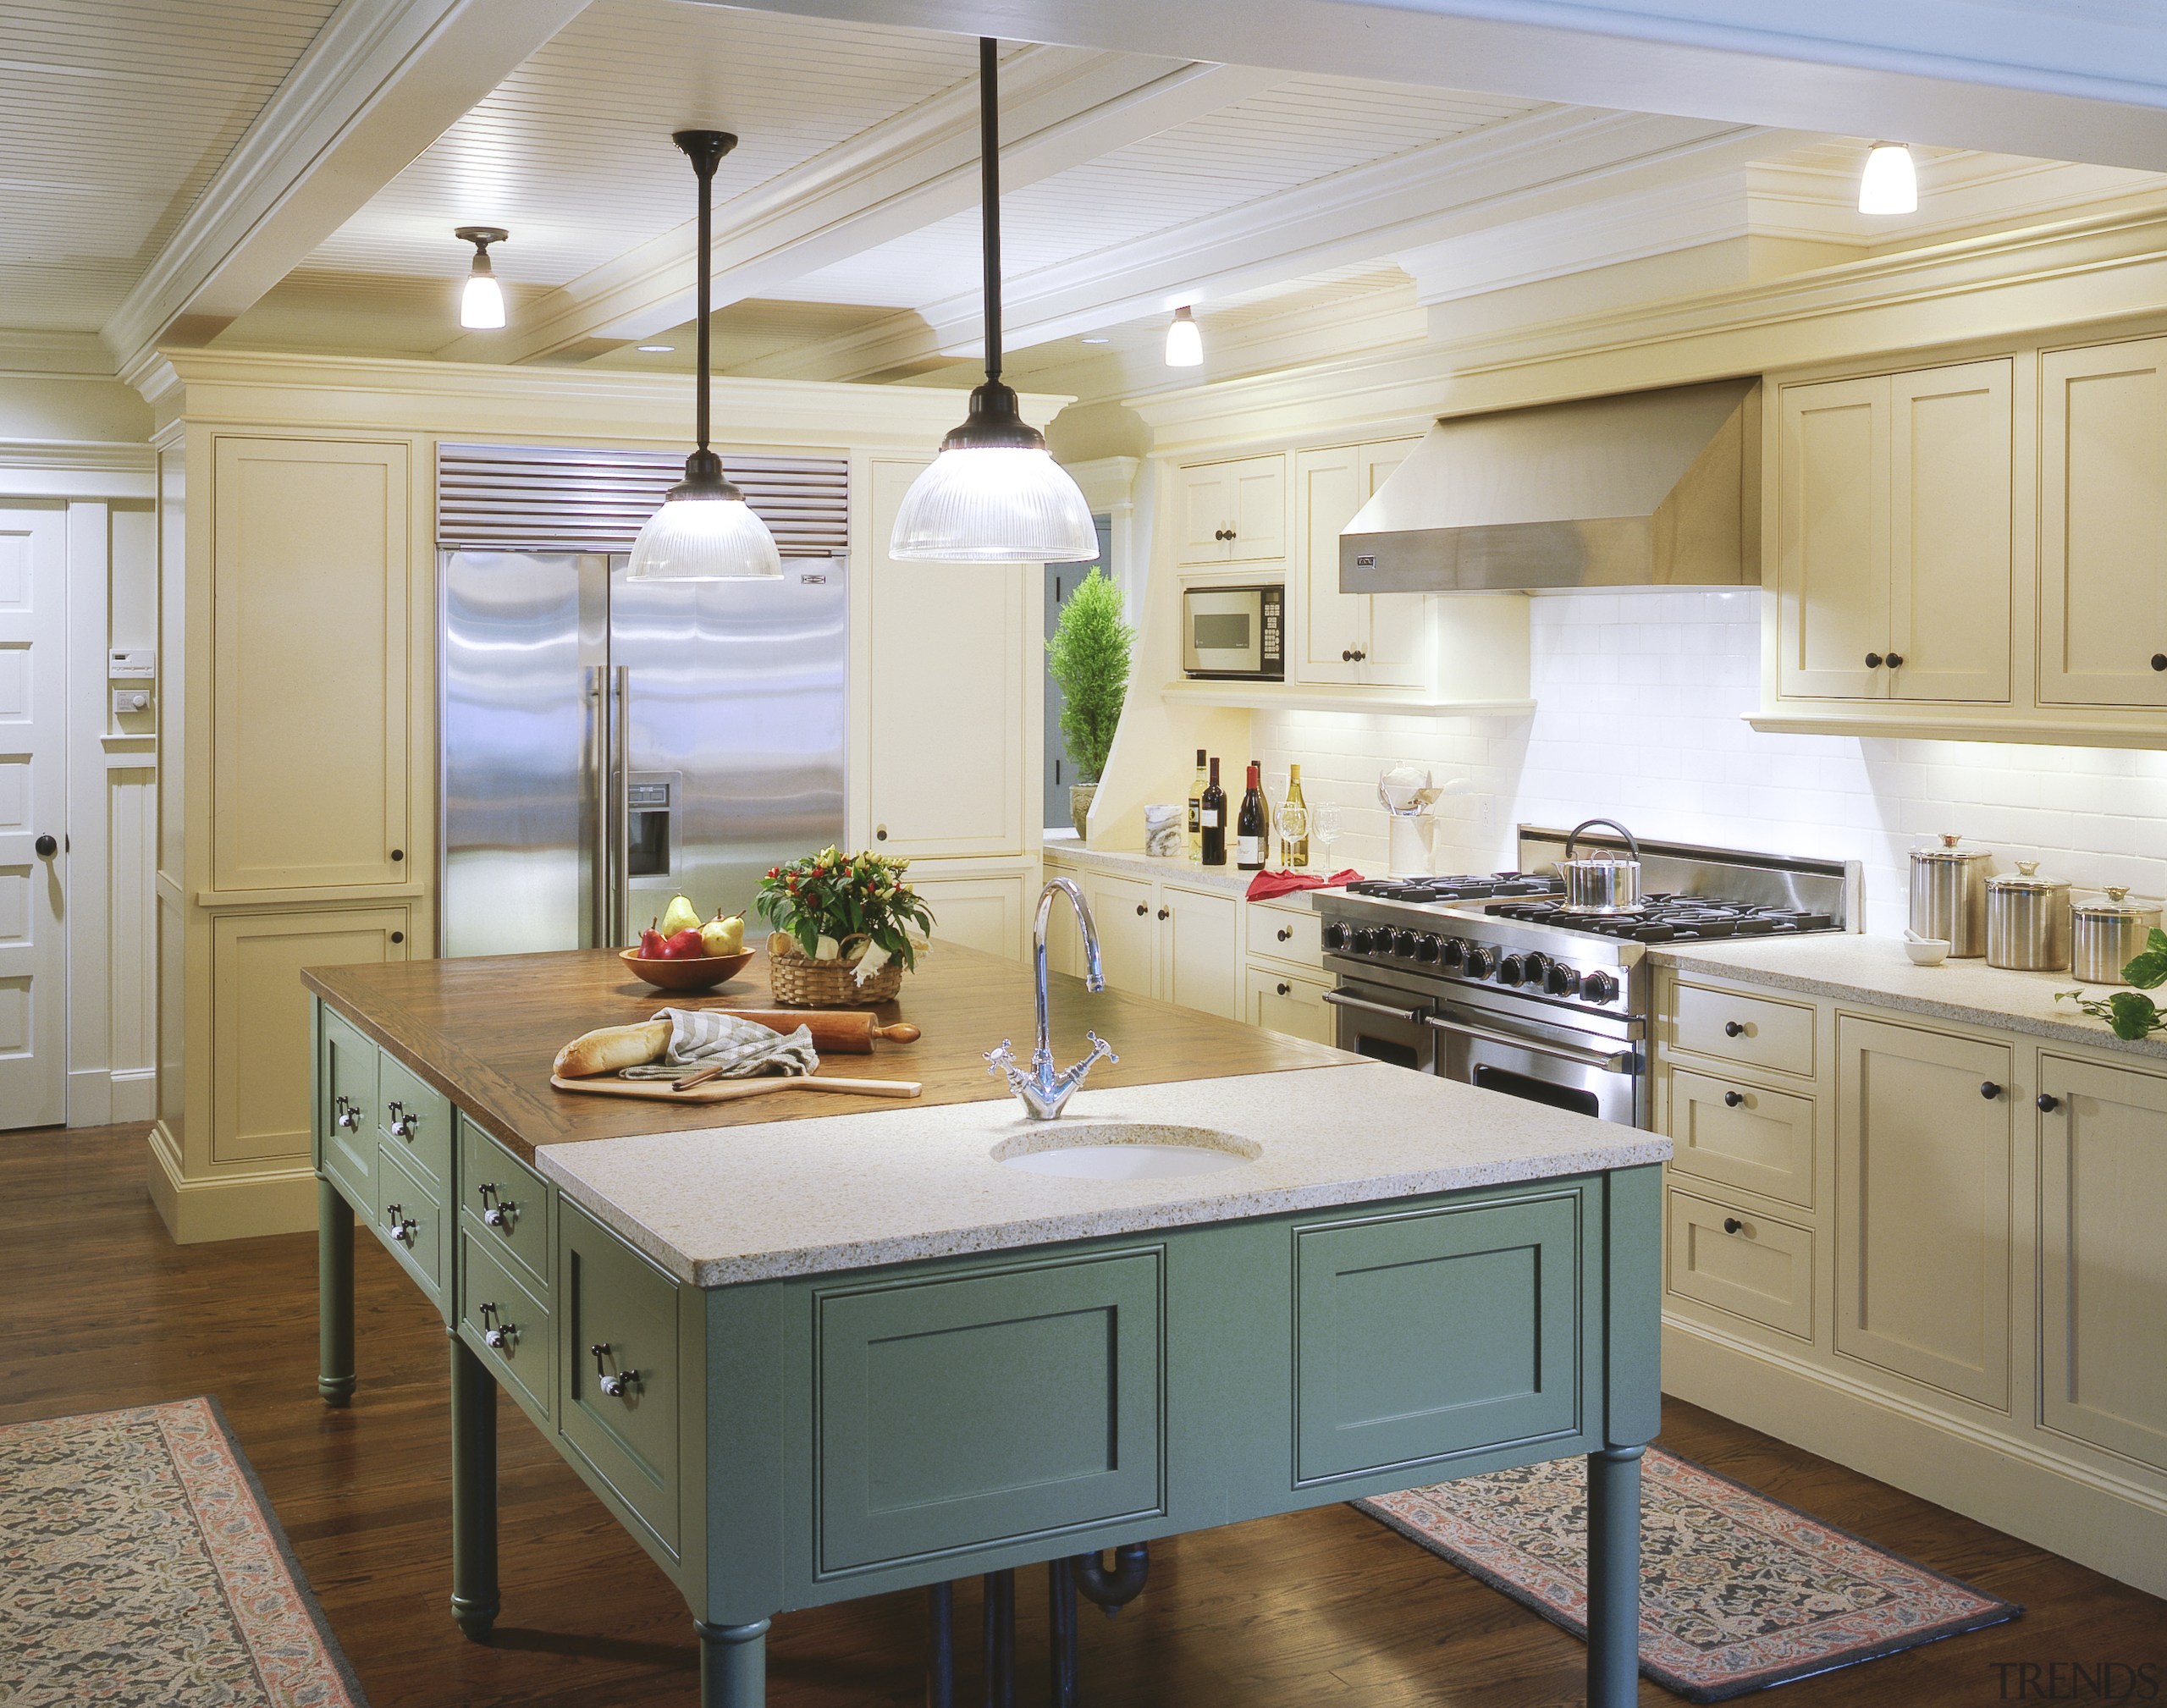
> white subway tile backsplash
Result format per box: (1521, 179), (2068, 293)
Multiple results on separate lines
(1252, 587), (2166, 936)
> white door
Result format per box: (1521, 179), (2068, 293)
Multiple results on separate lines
(0, 506), (67, 1128)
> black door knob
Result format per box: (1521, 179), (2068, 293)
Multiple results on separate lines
(33, 834), (57, 857)
(1865, 653), (1884, 668)
(2037, 1093), (2060, 1112)
(1724, 1020), (1745, 1037)
(1981, 1080), (2001, 1099)
(1723, 1090), (1745, 1108)
(1722, 1217), (1745, 1235)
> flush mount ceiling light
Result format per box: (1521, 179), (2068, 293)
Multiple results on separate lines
(1164, 305), (1202, 367)
(1858, 142), (1917, 216)
(627, 129), (783, 582)
(455, 227), (507, 328)
(890, 37), (1096, 565)
(637, 344), (675, 352)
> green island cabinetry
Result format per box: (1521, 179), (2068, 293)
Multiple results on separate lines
(312, 994), (1662, 1708)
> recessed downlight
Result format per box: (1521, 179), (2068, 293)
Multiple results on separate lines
(1079, 336), (1110, 345)
(637, 344), (675, 352)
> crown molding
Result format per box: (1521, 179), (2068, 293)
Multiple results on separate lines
(0, 440), (156, 499)
(1061, 455), (1141, 511)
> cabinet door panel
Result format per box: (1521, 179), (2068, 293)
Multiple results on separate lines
(2039, 340), (2167, 708)
(1078, 872), (1154, 999)
(318, 1007), (378, 1208)
(1356, 440), (1430, 688)
(212, 438), (411, 891)
(1177, 462), (1236, 564)
(1161, 883), (1238, 1019)
(1666, 1187), (1814, 1341)
(865, 460), (1027, 856)
(1889, 361), (2012, 703)
(1245, 966), (1333, 1044)
(1227, 455), (1286, 563)
(913, 870), (1026, 961)
(1662, 1066), (1816, 1209)
(1294, 446), (1367, 683)
(2038, 1055), (2167, 1470)
(1835, 1016), (2011, 1409)
(1778, 377), (1889, 701)
(560, 1199), (681, 1552)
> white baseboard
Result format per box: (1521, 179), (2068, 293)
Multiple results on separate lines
(146, 1123), (318, 1244)
(66, 1066), (156, 1128)
(1664, 1317), (2167, 1599)
(110, 1070), (154, 1123)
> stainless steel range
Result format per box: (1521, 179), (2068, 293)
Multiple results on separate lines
(1314, 826), (1861, 1127)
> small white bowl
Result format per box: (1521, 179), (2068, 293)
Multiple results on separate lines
(1904, 937), (1950, 967)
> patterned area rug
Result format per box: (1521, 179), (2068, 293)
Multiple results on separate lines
(0, 1396), (368, 1707)
(1360, 1448), (2021, 1701)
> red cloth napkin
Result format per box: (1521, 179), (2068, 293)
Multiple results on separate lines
(1244, 868), (1363, 901)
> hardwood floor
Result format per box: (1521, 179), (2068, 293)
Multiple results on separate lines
(8, 1122), (2164, 1707)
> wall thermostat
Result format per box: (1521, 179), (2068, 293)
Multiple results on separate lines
(109, 649), (157, 680)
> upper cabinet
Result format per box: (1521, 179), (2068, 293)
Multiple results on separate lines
(1293, 440), (1426, 689)
(2039, 339), (2167, 710)
(1774, 360), (2012, 707)
(1177, 454), (1285, 565)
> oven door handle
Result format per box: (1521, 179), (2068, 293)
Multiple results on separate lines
(1426, 1010), (1636, 1073)
(1321, 989), (1428, 1025)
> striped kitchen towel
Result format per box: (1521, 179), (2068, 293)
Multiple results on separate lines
(619, 1008), (819, 1079)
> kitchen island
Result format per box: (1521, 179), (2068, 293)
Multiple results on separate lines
(305, 940), (1668, 1707)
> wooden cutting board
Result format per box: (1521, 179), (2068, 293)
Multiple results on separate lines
(549, 1073), (922, 1105)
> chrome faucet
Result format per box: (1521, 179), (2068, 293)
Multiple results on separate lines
(985, 878), (1119, 1119)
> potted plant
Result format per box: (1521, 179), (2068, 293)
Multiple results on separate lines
(754, 846), (935, 1006)
(1045, 565), (1134, 840)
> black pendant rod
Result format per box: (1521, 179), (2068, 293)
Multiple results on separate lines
(979, 36), (1001, 385)
(673, 129), (736, 462)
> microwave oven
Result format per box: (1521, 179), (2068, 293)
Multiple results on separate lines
(1181, 582), (1283, 680)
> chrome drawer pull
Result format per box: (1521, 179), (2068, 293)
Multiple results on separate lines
(333, 1095), (360, 1132)
(479, 1302), (516, 1352)
(589, 1342), (639, 1400)
(1427, 1009), (1636, 1073)
(384, 1204), (416, 1246)
(477, 1182), (516, 1229)
(387, 1099), (418, 1140)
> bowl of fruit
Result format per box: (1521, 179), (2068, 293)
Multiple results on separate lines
(620, 895), (753, 991)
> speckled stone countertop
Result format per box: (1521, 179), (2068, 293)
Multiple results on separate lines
(1042, 837), (1370, 901)
(1651, 934), (2167, 1061)
(532, 1062), (1669, 1287)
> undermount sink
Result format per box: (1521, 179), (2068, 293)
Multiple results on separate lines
(992, 1123), (1260, 1181)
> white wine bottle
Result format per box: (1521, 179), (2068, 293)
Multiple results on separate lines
(1282, 763), (1310, 868)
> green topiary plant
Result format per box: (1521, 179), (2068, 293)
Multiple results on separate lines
(1045, 566), (1134, 785)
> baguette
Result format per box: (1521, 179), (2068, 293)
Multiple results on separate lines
(552, 1018), (671, 1079)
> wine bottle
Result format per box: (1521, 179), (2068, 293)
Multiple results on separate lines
(1283, 763), (1310, 868)
(1188, 747), (1208, 862)
(1237, 760), (1268, 871)
(1199, 758), (1227, 867)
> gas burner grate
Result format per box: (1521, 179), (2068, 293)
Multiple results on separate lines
(1486, 894), (1836, 942)
(1346, 872), (1558, 903)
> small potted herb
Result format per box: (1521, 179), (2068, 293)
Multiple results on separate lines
(1045, 566), (1133, 841)
(754, 846), (935, 1006)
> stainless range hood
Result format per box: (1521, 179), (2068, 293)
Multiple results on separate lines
(1341, 377), (1761, 593)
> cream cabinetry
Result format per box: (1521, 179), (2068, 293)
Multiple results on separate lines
(1176, 454), (1285, 565)
(1773, 360), (2012, 705)
(1656, 963), (2167, 1598)
(911, 863), (1031, 961)
(1291, 440), (1426, 687)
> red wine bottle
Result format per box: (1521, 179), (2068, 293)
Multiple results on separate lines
(1199, 758), (1227, 867)
(1237, 760), (1268, 870)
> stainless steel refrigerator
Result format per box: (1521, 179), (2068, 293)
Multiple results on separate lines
(438, 548), (847, 958)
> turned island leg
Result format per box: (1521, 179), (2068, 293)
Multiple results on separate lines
(1586, 1444), (1645, 1708)
(316, 1179), (356, 1407)
(449, 1334), (499, 1640)
(697, 1617), (770, 1707)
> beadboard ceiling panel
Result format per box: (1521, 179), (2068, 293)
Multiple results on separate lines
(0, 0), (339, 330)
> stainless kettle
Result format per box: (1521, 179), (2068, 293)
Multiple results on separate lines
(1559, 818), (1643, 915)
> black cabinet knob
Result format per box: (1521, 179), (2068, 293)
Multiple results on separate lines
(1135, 902), (1147, 916)
(1354, 647), (1366, 662)
(1342, 649), (1354, 662)
(33, 833), (57, 858)
(2152, 654), (2166, 672)
(1724, 1020), (1746, 1037)
(1884, 652), (1905, 668)
(1981, 1080), (2001, 1099)
(1276, 981), (1290, 996)
(390, 848), (404, 862)
(1276, 926), (1293, 941)
(1865, 653), (1884, 669)
(2037, 1093), (2059, 1112)
(389, 930), (404, 945)
(1156, 907), (1170, 921)
(1723, 1090), (1745, 1108)
(1722, 1217), (1745, 1235)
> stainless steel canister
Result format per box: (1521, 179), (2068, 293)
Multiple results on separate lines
(1909, 834), (1991, 956)
(1985, 862), (2071, 971)
(2071, 888), (2163, 985)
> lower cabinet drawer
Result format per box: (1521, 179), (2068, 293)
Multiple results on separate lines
(1245, 965), (1334, 1044)
(1247, 902), (1322, 967)
(1668, 980), (1817, 1079)
(319, 1009), (378, 1209)
(459, 1115), (552, 1288)
(379, 1053), (452, 1187)
(1663, 1067), (1817, 1209)
(375, 1141), (444, 1301)
(560, 1200), (681, 1553)
(462, 1232), (553, 1422)
(813, 1249), (1166, 1576)
(1666, 1188), (1813, 1341)
(1294, 1193), (1582, 1485)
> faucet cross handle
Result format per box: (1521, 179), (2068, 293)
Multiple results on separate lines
(984, 1040), (1018, 1079)
(1082, 1030), (1119, 1067)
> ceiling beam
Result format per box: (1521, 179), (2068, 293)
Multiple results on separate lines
(453, 49), (1279, 364)
(102, 0), (587, 372)
(731, 107), (1795, 382)
(714, 0), (2167, 172)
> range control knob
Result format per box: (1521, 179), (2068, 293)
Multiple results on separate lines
(1519, 952), (1551, 988)
(1392, 929), (1422, 959)
(1321, 921), (1348, 950)
(1349, 928), (1380, 956)
(1464, 946), (1497, 979)
(1581, 970), (1619, 1005)
(1412, 933), (1441, 964)
(1497, 954), (1525, 986)
(1436, 938), (1465, 970)
(1546, 963), (1584, 998)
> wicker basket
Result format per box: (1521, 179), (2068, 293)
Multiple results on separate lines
(765, 931), (905, 1007)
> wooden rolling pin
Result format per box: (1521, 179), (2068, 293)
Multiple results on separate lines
(551, 1073), (921, 1105)
(693, 1010), (919, 1053)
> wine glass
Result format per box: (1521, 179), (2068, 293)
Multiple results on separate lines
(1276, 802), (1311, 869)
(1311, 802), (1343, 873)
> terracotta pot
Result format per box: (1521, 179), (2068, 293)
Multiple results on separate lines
(1070, 781), (1098, 841)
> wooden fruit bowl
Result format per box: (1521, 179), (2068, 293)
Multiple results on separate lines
(618, 947), (756, 992)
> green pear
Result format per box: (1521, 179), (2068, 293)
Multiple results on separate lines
(700, 912), (743, 956)
(660, 894), (702, 936)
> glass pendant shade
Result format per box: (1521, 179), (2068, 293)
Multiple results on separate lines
(1164, 306), (1202, 367)
(459, 271), (505, 329)
(891, 381), (1097, 563)
(627, 455), (781, 581)
(1858, 142), (1917, 216)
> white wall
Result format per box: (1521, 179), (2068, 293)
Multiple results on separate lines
(1255, 588), (2167, 936)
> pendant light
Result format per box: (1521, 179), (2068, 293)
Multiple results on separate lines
(1164, 305), (1202, 367)
(455, 227), (507, 328)
(1857, 142), (1917, 216)
(889, 38), (1097, 564)
(627, 129), (783, 582)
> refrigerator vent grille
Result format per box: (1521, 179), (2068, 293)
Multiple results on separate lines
(437, 443), (848, 555)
